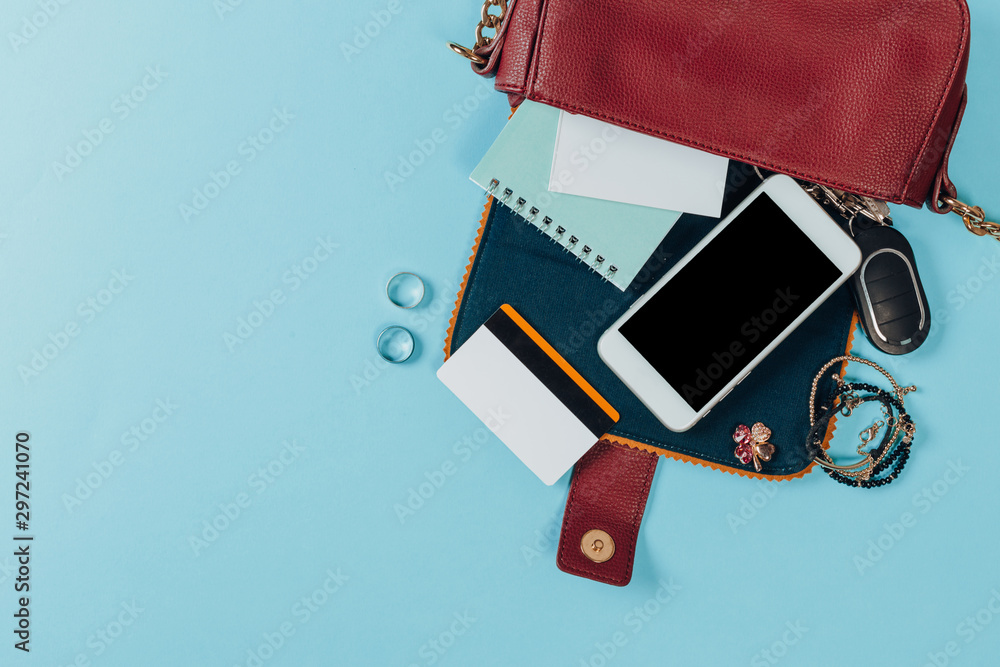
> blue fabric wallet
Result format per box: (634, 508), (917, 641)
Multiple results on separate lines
(446, 165), (854, 478)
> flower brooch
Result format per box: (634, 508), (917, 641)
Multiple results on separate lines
(733, 423), (776, 472)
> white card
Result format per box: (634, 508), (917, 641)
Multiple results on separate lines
(549, 110), (730, 218)
(437, 306), (618, 485)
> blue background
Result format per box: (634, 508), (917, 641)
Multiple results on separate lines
(1, 1), (998, 665)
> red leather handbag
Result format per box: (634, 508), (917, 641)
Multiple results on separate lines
(446, 0), (987, 586)
(450, 0), (997, 239)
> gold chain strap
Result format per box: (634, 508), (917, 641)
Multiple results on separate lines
(940, 195), (1000, 241)
(447, 0), (509, 66)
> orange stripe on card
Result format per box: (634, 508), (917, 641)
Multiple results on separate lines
(500, 304), (619, 422)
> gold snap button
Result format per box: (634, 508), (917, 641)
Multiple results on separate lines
(580, 529), (615, 563)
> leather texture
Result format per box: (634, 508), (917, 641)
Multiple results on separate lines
(930, 85), (968, 214)
(481, 0), (971, 210)
(494, 0), (543, 105)
(557, 440), (659, 586)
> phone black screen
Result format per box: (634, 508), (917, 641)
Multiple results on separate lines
(619, 194), (842, 411)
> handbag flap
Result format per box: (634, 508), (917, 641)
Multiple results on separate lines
(492, 0), (970, 208)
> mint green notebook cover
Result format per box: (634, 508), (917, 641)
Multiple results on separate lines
(470, 101), (682, 291)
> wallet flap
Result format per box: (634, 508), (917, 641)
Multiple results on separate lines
(557, 440), (659, 586)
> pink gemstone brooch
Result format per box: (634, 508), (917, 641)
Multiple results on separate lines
(733, 422), (776, 472)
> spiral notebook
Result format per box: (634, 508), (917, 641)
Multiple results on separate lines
(470, 101), (682, 291)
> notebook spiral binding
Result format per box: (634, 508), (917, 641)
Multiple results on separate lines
(486, 178), (618, 283)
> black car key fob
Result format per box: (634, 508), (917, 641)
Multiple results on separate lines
(849, 224), (930, 355)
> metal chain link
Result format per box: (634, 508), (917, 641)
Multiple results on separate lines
(941, 196), (1000, 241)
(448, 0), (509, 65)
(800, 183), (893, 233)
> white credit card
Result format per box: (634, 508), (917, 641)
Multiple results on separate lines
(437, 305), (619, 485)
(550, 110), (730, 218)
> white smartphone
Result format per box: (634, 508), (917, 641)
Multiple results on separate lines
(598, 175), (862, 432)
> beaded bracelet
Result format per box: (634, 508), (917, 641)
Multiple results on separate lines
(807, 383), (915, 487)
(806, 356), (917, 488)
